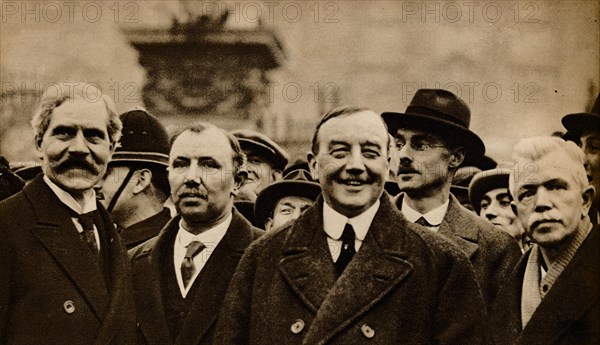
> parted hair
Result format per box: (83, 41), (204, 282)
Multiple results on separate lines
(31, 82), (122, 144)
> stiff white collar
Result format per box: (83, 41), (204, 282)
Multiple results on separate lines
(323, 200), (380, 242)
(400, 194), (449, 227)
(43, 175), (97, 215)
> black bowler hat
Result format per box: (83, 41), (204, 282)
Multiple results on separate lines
(231, 129), (289, 171)
(254, 169), (321, 229)
(111, 108), (170, 166)
(381, 89), (486, 165)
(468, 168), (512, 214)
(562, 92), (600, 137)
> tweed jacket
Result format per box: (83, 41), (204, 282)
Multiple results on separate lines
(394, 193), (522, 307)
(129, 208), (263, 345)
(0, 175), (136, 345)
(487, 226), (600, 345)
(213, 194), (486, 345)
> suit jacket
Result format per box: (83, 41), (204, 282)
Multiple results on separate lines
(121, 208), (172, 249)
(213, 195), (486, 345)
(394, 193), (522, 307)
(129, 208), (263, 345)
(0, 175), (136, 345)
(487, 226), (600, 345)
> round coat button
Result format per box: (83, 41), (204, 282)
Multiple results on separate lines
(290, 319), (305, 334)
(361, 324), (375, 338)
(63, 300), (76, 314)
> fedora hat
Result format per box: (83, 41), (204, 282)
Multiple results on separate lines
(254, 169), (321, 228)
(468, 168), (512, 214)
(111, 108), (170, 167)
(381, 89), (485, 164)
(562, 92), (600, 137)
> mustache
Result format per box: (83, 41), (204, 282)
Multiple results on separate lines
(178, 188), (207, 199)
(337, 174), (375, 184)
(55, 158), (98, 175)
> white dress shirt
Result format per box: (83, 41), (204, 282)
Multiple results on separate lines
(43, 175), (101, 250)
(323, 200), (380, 261)
(173, 213), (232, 298)
(400, 195), (449, 232)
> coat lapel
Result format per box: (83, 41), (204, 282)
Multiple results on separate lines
(278, 199), (340, 314)
(132, 217), (179, 345)
(518, 229), (600, 345)
(302, 195), (413, 344)
(176, 210), (256, 345)
(437, 195), (479, 259)
(24, 176), (110, 320)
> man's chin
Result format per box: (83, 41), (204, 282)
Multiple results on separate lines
(52, 176), (98, 194)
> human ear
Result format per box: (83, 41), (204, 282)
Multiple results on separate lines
(307, 151), (319, 181)
(449, 147), (466, 168)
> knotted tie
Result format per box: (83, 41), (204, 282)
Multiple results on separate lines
(416, 216), (433, 228)
(181, 241), (206, 288)
(77, 212), (99, 255)
(335, 223), (356, 275)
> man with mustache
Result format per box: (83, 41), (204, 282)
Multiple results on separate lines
(129, 122), (263, 345)
(0, 83), (136, 344)
(487, 136), (599, 345)
(381, 89), (521, 309)
(214, 106), (485, 344)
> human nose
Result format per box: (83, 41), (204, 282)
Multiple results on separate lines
(184, 162), (202, 185)
(533, 187), (552, 212)
(68, 131), (90, 154)
(346, 148), (366, 172)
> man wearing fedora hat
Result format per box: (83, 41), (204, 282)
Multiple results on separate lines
(382, 89), (521, 309)
(469, 168), (528, 253)
(98, 109), (172, 249)
(562, 92), (600, 224)
(254, 168), (321, 231)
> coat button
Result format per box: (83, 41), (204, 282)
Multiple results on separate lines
(290, 319), (305, 334)
(63, 300), (76, 314)
(361, 324), (375, 338)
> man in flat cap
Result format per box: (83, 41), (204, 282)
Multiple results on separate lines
(98, 109), (172, 248)
(254, 168), (321, 231)
(562, 92), (600, 224)
(382, 89), (521, 309)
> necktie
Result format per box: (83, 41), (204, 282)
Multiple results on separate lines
(335, 223), (356, 275)
(181, 241), (206, 288)
(77, 212), (99, 254)
(416, 216), (433, 227)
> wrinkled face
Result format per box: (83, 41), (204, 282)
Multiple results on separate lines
(513, 151), (591, 248)
(267, 195), (314, 231)
(393, 128), (458, 196)
(580, 130), (600, 204)
(98, 165), (134, 224)
(309, 111), (389, 218)
(479, 188), (517, 227)
(168, 129), (240, 224)
(38, 98), (113, 198)
(238, 151), (277, 200)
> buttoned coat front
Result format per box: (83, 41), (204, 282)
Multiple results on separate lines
(213, 195), (486, 345)
(129, 208), (263, 345)
(394, 193), (522, 307)
(486, 226), (600, 345)
(0, 175), (136, 345)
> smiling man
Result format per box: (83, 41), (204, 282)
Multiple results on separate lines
(129, 122), (263, 345)
(0, 82), (136, 344)
(214, 106), (485, 345)
(487, 136), (599, 345)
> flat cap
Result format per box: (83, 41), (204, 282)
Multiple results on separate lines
(231, 129), (289, 171)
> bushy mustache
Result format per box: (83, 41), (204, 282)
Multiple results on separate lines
(55, 158), (98, 175)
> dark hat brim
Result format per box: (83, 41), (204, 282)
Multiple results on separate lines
(561, 112), (600, 137)
(381, 111), (486, 165)
(254, 180), (321, 228)
(468, 171), (510, 214)
(110, 151), (169, 167)
(238, 140), (288, 171)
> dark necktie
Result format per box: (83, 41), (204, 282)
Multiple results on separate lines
(416, 216), (433, 228)
(181, 241), (206, 288)
(77, 212), (99, 255)
(335, 223), (356, 275)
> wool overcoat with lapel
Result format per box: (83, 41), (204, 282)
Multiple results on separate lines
(486, 226), (600, 345)
(213, 195), (486, 345)
(129, 208), (263, 345)
(394, 193), (522, 308)
(0, 175), (136, 345)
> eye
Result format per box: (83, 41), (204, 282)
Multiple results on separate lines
(363, 150), (380, 159)
(331, 149), (348, 159)
(171, 159), (189, 169)
(53, 126), (75, 139)
(518, 189), (535, 202)
(412, 141), (432, 151)
(83, 129), (106, 142)
(480, 200), (490, 210)
(394, 140), (406, 149)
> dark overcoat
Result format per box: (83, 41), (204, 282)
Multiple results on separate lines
(121, 208), (172, 249)
(129, 208), (263, 345)
(394, 193), (522, 307)
(0, 175), (136, 345)
(486, 226), (600, 345)
(213, 195), (486, 345)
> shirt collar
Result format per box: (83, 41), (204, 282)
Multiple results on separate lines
(400, 194), (449, 226)
(323, 200), (380, 241)
(43, 175), (97, 215)
(177, 212), (232, 247)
